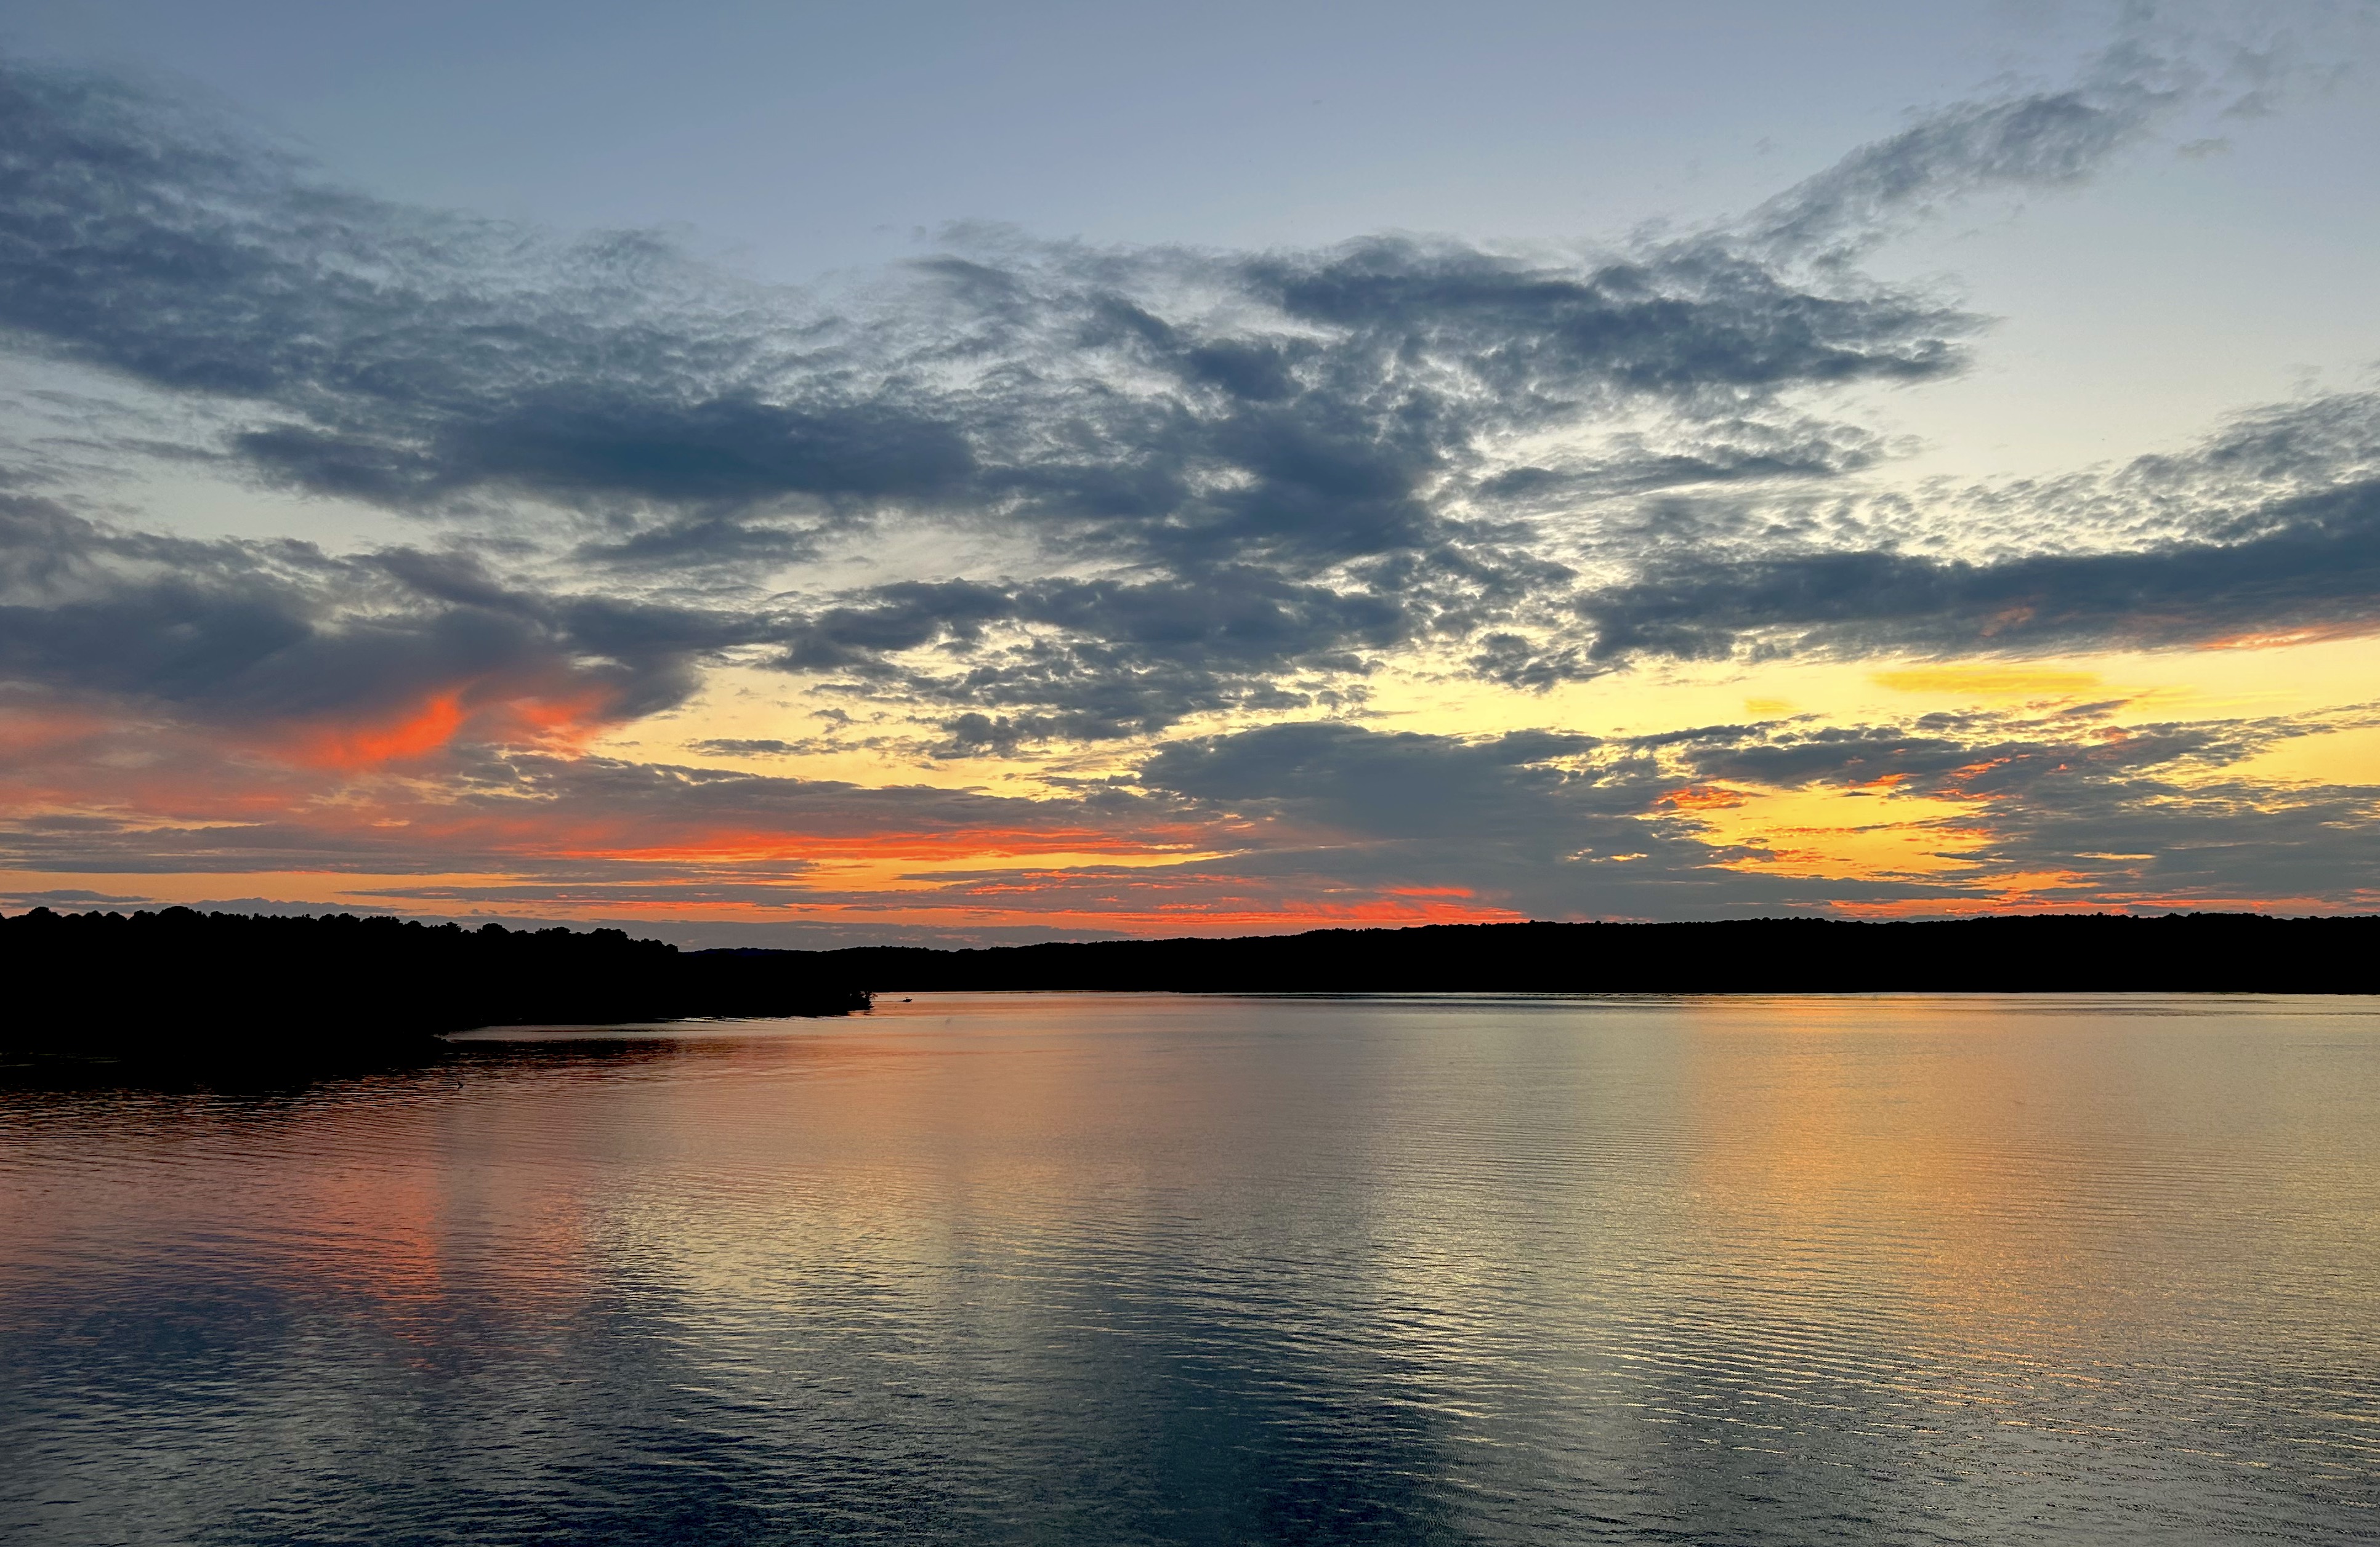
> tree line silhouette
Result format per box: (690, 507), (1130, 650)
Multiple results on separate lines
(805, 914), (2380, 994)
(3, 907), (869, 1059)
(7, 909), (2370, 1069)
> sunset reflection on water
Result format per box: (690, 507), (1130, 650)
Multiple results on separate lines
(2, 995), (2375, 1544)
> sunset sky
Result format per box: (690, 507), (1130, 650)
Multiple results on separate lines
(4, 0), (2379, 945)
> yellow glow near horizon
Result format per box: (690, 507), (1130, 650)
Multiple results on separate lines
(1870, 665), (2107, 699)
(1666, 784), (1993, 882)
(15, 633), (2380, 927)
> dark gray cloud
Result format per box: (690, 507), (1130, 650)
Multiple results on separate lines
(0, 489), (749, 729)
(1503, 467), (2380, 681)
(781, 568), (1421, 745)
(1482, 415), (1894, 503)
(1, 38), (2367, 758)
(1738, 11), (2336, 265)
(0, 886), (149, 908)
(685, 738), (802, 758)
(1126, 718), (1800, 918)
(0, 55), (1972, 543)
(1431, 380), (2380, 690)
(1142, 720), (1607, 839)
(1747, 84), (2168, 260)
(0, 49), (2039, 742)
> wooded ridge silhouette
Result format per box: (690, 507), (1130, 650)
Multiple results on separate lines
(801, 914), (2380, 994)
(2, 907), (869, 1059)
(7, 910), (2370, 1067)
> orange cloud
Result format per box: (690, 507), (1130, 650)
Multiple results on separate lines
(0, 702), (115, 762)
(524, 821), (1220, 870)
(1660, 785), (1746, 810)
(278, 680), (626, 771)
(291, 691), (468, 769)
(498, 687), (621, 751)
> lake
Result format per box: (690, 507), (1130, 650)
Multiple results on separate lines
(2, 993), (2375, 1544)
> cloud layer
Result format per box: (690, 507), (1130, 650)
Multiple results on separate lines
(2, 23), (2378, 936)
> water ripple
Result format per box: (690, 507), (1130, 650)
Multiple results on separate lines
(2, 994), (2376, 1544)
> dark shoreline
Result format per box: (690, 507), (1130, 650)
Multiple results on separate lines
(789, 913), (2380, 995)
(7, 909), (2372, 1079)
(2, 907), (869, 1068)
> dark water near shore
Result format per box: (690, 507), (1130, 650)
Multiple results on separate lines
(2, 993), (2376, 1545)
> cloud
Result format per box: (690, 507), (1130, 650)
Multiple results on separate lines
(1578, 475), (2380, 669)
(686, 738), (803, 758)
(6, 28), (2380, 929)
(1142, 720), (1605, 837)
(781, 568), (1423, 745)
(0, 489), (753, 746)
(0, 47), (2087, 741)
(0, 886), (149, 907)
(0, 55), (1977, 542)
(1739, 7), (2362, 262)
(1656, 705), (2380, 910)
(7, 28), (2275, 749)
(1746, 84), (2170, 260)
(6, 694), (2374, 930)
(0, 728), (1200, 885)
(1138, 707), (2380, 920)
(1117, 720), (1834, 919)
(1445, 388), (2380, 685)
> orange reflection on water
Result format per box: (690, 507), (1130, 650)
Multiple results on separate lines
(1676, 999), (2116, 1343)
(0, 1077), (605, 1346)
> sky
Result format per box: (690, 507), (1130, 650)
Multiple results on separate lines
(2, 0), (2379, 946)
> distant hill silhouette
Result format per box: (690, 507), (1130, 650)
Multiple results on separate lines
(796, 914), (2380, 995)
(2, 907), (869, 1062)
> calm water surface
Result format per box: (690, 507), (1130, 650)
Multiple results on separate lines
(2, 993), (2376, 1545)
